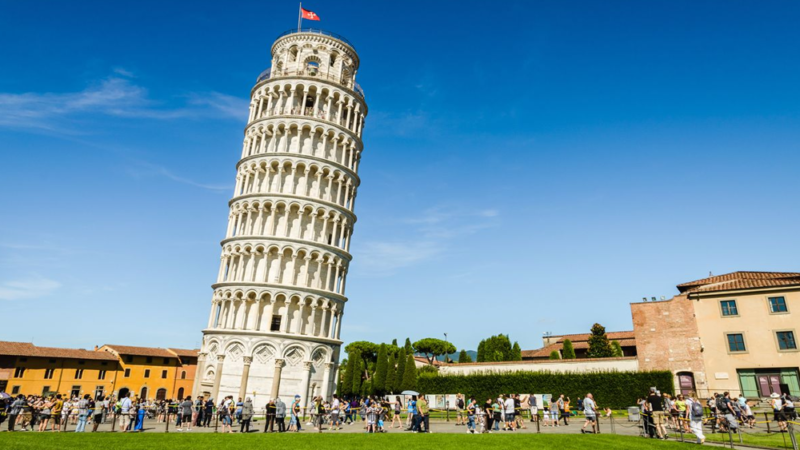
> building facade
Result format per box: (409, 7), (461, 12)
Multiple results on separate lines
(99, 345), (199, 400)
(522, 331), (637, 360)
(632, 271), (800, 398)
(193, 28), (367, 407)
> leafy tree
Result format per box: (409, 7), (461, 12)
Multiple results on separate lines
(512, 342), (522, 361)
(404, 338), (413, 354)
(458, 349), (472, 363)
(549, 350), (561, 360)
(401, 354), (417, 391)
(611, 340), (624, 357)
(353, 358), (364, 394)
(345, 341), (380, 378)
(395, 347), (407, 392)
(341, 356), (355, 396)
(419, 364), (438, 375)
(374, 344), (388, 394)
(586, 323), (614, 358)
(562, 339), (576, 359)
(479, 334), (514, 362)
(386, 352), (397, 393)
(413, 338), (456, 365)
(391, 338), (398, 347)
(477, 340), (486, 362)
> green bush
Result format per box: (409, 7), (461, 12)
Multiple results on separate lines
(417, 370), (673, 409)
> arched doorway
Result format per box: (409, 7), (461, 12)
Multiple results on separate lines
(156, 388), (167, 401)
(177, 387), (185, 400)
(677, 372), (696, 396)
(118, 387), (130, 399)
(140, 386), (148, 400)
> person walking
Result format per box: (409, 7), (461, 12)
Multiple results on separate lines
(687, 393), (705, 444)
(392, 396), (403, 429)
(455, 393), (465, 426)
(580, 393), (597, 434)
(771, 393), (788, 432)
(91, 395), (104, 432)
(218, 396), (233, 433)
(647, 388), (667, 439)
(240, 397), (254, 433)
(74, 394), (90, 432)
(275, 397), (286, 432)
(465, 397), (476, 434)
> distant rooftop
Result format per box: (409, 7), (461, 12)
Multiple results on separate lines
(677, 271), (800, 294)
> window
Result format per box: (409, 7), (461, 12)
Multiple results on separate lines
(44, 368), (55, 379)
(98, 370), (106, 380)
(19, 357), (27, 362)
(11, 386), (20, 395)
(146, 357), (153, 364)
(163, 358), (169, 364)
(727, 333), (746, 352)
(777, 331), (797, 350)
(49, 359), (56, 363)
(42, 386), (51, 396)
(144, 369), (150, 378)
(181, 371), (186, 380)
(101, 361), (108, 366)
(70, 386), (80, 398)
(78, 360), (85, 365)
(13, 367), (25, 378)
(769, 296), (788, 313)
(161, 370), (168, 379)
(271, 315), (282, 332)
(75, 369), (84, 379)
(124, 368), (131, 378)
(721, 300), (738, 316)
(95, 386), (105, 399)
(126, 356), (133, 363)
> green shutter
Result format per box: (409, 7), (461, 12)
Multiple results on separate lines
(779, 369), (800, 396)
(737, 369), (758, 398)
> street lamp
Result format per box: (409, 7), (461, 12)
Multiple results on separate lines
(444, 333), (449, 363)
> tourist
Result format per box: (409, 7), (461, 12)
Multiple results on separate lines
(291, 395), (302, 432)
(194, 395), (204, 427)
(365, 398), (377, 433)
(418, 394), (430, 433)
(687, 393), (705, 444)
(647, 388), (667, 439)
(91, 395), (103, 432)
(455, 393), (465, 426)
(484, 398), (494, 432)
(504, 393), (516, 431)
(557, 394), (566, 426)
(264, 399), (276, 432)
(51, 394), (63, 431)
(465, 397), (476, 434)
(330, 394), (341, 430)
(542, 395), (550, 427)
(391, 396), (403, 428)
(491, 397), (502, 431)
(580, 393), (597, 434)
(239, 397), (253, 433)
(674, 394), (688, 433)
(218, 396), (233, 433)
(529, 394), (538, 423)
(134, 399), (145, 432)
(783, 393), (796, 421)
(406, 396), (415, 430)
(771, 392), (788, 432)
(514, 394), (527, 429)
(36, 396), (52, 432)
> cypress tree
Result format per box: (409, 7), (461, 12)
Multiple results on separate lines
(401, 354), (417, 391)
(404, 338), (413, 354)
(352, 358), (363, 394)
(458, 349), (472, 363)
(395, 347), (406, 391)
(476, 340), (486, 362)
(392, 338), (398, 347)
(611, 340), (624, 357)
(374, 344), (388, 394)
(549, 350), (561, 360)
(341, 356), (355, 396)
(562, 339), (576, 359)
(386, 352), (397, 393)
(587, 323), (614, 358)
(512, 342), (522, 361)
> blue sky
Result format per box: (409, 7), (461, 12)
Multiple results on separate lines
(1, 1), (799, 353)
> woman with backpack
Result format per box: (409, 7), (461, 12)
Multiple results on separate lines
(687, 394), (705, 444)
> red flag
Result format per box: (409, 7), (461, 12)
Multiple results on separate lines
(301, 8), (320, 21)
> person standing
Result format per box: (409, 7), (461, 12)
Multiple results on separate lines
(218, 396), (233, 433)
(771, 393), (788, 432)
(647, 388), (667, 439)
(529, 395), (538, 423)
(330, 395), (341, 430)
(418, 395), (430, 433)
(392, 396), (403, 429)
(51, 394), (63, 432)
(264, 399), (276, 432)
(580, 393), (597, 434)
(504, 394), (516, 431)
(275, 397), (286, 432)
(91, 396), (104, 432)
(291, 396), (302, 432)
(464, 397), (476, 434)
(194, 396), (204, 427)
(455, 393), (465, 426)
(74, 394), (89, 432)
(240, 397), (254, 433)
(177, 396), (192, 432)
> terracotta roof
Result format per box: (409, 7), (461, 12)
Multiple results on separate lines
(521, 331), (636, 359)
(677, 271), (800, 294)
(444, 356), (637, 367)
(102, 345), (177, 358)
(0, 341), (117, 361)
(547, 331), (634, 342)
(413, 356), (445, 366)
(168, 348), (200, 358)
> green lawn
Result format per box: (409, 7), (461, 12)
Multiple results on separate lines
(0, 433), (690, 450)
(702, 430), (796, 449)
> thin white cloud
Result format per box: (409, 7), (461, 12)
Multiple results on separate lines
(126, 161), (232, 192)
(0, 276), (61, 301)
(356, 241), (443, 275)
(0, 72), (246, 131)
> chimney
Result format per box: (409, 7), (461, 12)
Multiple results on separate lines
(94, 345), (98, 351)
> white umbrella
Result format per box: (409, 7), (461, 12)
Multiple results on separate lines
(400, 390), (419, 396)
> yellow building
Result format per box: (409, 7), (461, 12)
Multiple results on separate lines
(99, 345), (198, 400)
(0, 342), (119, 399)
(633, 271), (800, 398)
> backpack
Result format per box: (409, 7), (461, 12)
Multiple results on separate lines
(716, 397), (728, 413)
(691, 401), (704, 419)
(457, 398), (464, 409)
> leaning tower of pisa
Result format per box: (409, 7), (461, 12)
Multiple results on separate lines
(193, 29), (366, 407)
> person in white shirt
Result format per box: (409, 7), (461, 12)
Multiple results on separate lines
(504, 395), (516, 431)
(330, 395), (341, 430)
(119, 393), (132, 432)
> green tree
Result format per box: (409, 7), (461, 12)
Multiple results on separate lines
(386, 352), (397, 393)
(512, 342), (522, 361)
(401, 354), (417, 391)
(549, 350), (561, 360)
(587, 323), (614, 358)
(391, 338), (398, 347)
(611, 340), (624, 357)
(562, 339), (576, 359)
(374, 344), (388, 394)
(477, 340), (486, 362)
(413, 338), (456, 365)
(404, 338), (413, 354)
(341, 356), (355, 396)
(458, 349), (472, 363)
(345, 341), (380, 378)
(480, 334), (514, 362)
(395, 347), (407, 392)
(352, 358), (363, 394)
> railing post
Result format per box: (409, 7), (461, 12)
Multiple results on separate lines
(446, 400), (449, 422)
(214, 408), (219, 433)
(165, 410), (170, 433)
(110, 411), (116, 432)
(765, 412), (771, 433)
(536, 412), (541, 433)
(787, 422), (798, 450)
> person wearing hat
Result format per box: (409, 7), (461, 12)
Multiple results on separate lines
(770, 393), (788, 432)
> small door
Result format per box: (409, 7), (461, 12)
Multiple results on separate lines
(769, 375), (782, 394)
(678, 372), (696, 396)
(140, 386), (148, 400)
(156, 388), (167, 401)
(758, 375), (771, 396)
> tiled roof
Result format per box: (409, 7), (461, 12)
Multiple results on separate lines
(102, 345), (177, 358)
(445, 356), (636, 367)
(677, 271), (800, 294)
(0, 341), (118, 361)
(168, 348), (200, 358)
(413, 356), (445, 366)
(521, 331), (636, 359)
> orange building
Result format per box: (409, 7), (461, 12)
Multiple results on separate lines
(99, 345), (198, 400)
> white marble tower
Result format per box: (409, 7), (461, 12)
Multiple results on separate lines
(193, 29), (366, 408)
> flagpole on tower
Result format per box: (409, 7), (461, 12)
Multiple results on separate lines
(298, 2), (302, 32)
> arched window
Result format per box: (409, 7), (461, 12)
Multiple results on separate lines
(307, 61), (320, 76)
(156, 388), (167, 401)
(177, 387), (185, 400)
(140, 386), (148, 400)
(181, 371), (186, 380)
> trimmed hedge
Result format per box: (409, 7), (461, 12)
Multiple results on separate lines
(417, 370), (673, 409)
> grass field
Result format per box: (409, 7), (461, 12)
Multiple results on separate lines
(0, 432), (691, 450)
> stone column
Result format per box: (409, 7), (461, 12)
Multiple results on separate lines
(335, 311), (344, 339)
(299, 361), (313, 410)
(270, 359), (285, 399)
(238, 356), (253, 400)
(211, 354), (225, 402)
(321, 362), (334, 401)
